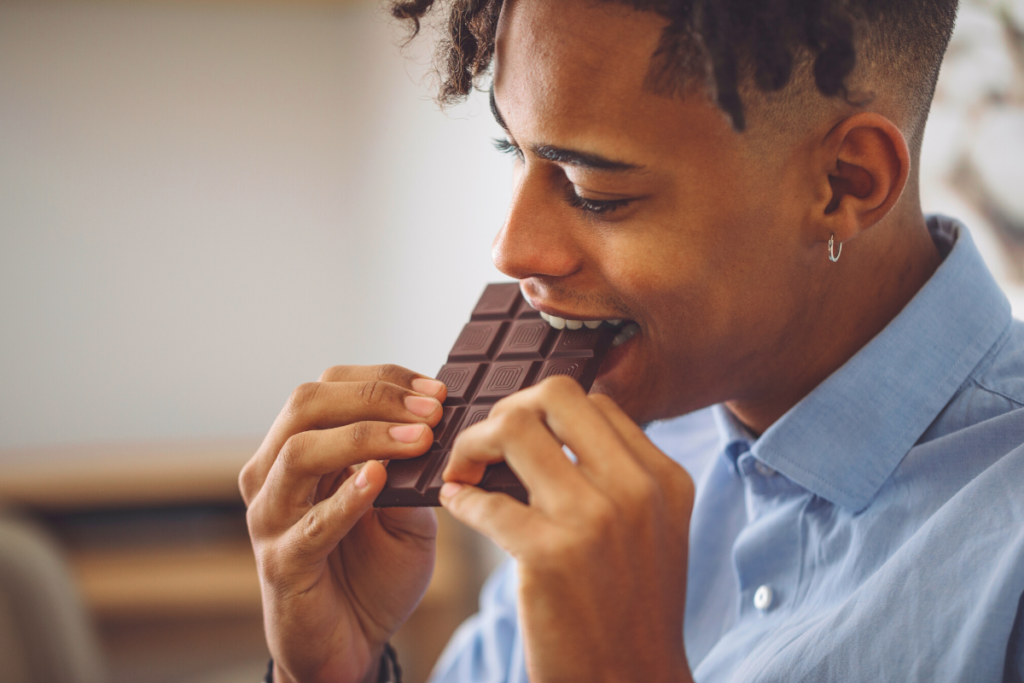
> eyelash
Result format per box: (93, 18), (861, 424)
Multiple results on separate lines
(565, 192), (633, 215)
(493, 137), (523, 160)
(492, 137), (634, 216)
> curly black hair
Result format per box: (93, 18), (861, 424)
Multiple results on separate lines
(389, 0), (958, 135)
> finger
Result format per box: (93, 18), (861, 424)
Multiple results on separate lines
(588, 394), (695, 508)
(444, 408), (590, 514)
(240, 381), (443, 504)
(266, 421), (435, 514)
(586, 394), (668, 474)
(279, 459), (388, 569)
(517, 376), (650, 494)
(318, 364), (448, 402)
(439, 481), (547, 558)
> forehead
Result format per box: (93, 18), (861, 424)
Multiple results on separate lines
(492, 0), (741, 164)
(494, 0), (660, 129)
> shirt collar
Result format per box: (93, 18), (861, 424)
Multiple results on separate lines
(713, 403), (755, 469)
(730, 217), (1012, 512)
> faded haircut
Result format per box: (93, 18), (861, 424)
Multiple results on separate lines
(390, 0), (958, 150)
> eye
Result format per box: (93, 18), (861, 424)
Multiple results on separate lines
(493, 137), (524, 161)
(566, 187), (634, 215)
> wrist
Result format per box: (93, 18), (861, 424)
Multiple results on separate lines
(266, 643), (398, 683)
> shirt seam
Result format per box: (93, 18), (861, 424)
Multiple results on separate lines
(966, 318), (1014, 381)
(969, 378), (1024, 409)
(965, 320), (1023, 407)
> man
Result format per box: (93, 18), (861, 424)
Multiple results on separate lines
(239, 0), (1024, 681)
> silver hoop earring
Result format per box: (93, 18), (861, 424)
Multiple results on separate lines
(829, 233), (843, 263)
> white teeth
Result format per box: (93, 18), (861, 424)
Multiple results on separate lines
(539, 313), (626, 331)
(611, 322), (640, 347)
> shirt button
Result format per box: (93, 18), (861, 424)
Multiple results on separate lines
(754, 585), (774, 612)
(754, 460), (777, 477)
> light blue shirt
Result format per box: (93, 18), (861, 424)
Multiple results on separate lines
(429, 216), (1024, 683)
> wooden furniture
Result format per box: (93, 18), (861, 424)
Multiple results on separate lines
(0, 439), (492, 683)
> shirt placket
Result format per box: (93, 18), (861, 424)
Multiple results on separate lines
(731, 450), (806, 626)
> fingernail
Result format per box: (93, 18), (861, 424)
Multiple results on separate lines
(355, 467), (369, 489)
(405, 395), (440, 418)
(411, 378), (445, 397)
(389, 423), (426, 443)
(440, 482), (463, 499)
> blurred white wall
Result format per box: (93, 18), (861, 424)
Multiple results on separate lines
(0, 1), (509, 449)
(1, 0), (1022, 451)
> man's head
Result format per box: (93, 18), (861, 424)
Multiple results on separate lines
(392, 0), (956, 429)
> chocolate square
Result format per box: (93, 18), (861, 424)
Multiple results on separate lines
(496, 319), (558, 360)
(475, 361), (539, 402)
(376, 283), (617, 508)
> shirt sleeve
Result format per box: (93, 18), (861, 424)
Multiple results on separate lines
(428, 559), (523, 683)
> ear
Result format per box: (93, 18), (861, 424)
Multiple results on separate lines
(815, 112), (910, 246)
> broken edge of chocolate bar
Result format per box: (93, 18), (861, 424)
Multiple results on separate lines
(374, 282), (619, 508)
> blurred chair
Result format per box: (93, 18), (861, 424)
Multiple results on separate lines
(0, 514), (107, 683)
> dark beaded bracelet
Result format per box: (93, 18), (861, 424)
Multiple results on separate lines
(263, 644), (402, 683)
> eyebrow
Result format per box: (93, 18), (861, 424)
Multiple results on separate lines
(489, 86), (642, 173)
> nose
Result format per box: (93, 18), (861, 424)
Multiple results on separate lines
(491, 167), (581, 281)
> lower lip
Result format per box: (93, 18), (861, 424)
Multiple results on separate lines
(597, 327), (640, 379)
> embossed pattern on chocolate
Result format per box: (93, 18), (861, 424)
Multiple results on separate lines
(374, 282), (617, 507)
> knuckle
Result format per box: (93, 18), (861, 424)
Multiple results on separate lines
(278, 433), (310, 471)
(492, 386), (536, 415)
(489, 393), (516, 417)
(376, 363), (409, 384)
(318, 365), (347, 382)
(491, 406), (531, 436)
(245, 497), (272, 538)
(287, 382), (322, 416)
(357, 380), (397, 407)
(628, 472), (658, 505)
(254, 542), (286, 589)
(301, 506), (327, 543)
(238, 463), (256, 505)
(245, 499), (261, 533)
(537, 374), (583, 399)
(346, 421), (375, 453)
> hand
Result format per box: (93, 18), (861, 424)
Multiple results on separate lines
(439, 376), (695, 683)
(239, 364), (447, 683)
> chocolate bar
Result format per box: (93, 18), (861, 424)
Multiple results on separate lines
(374, 283), (618, 507)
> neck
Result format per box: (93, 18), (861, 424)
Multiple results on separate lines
(726, 208), (943, 437)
